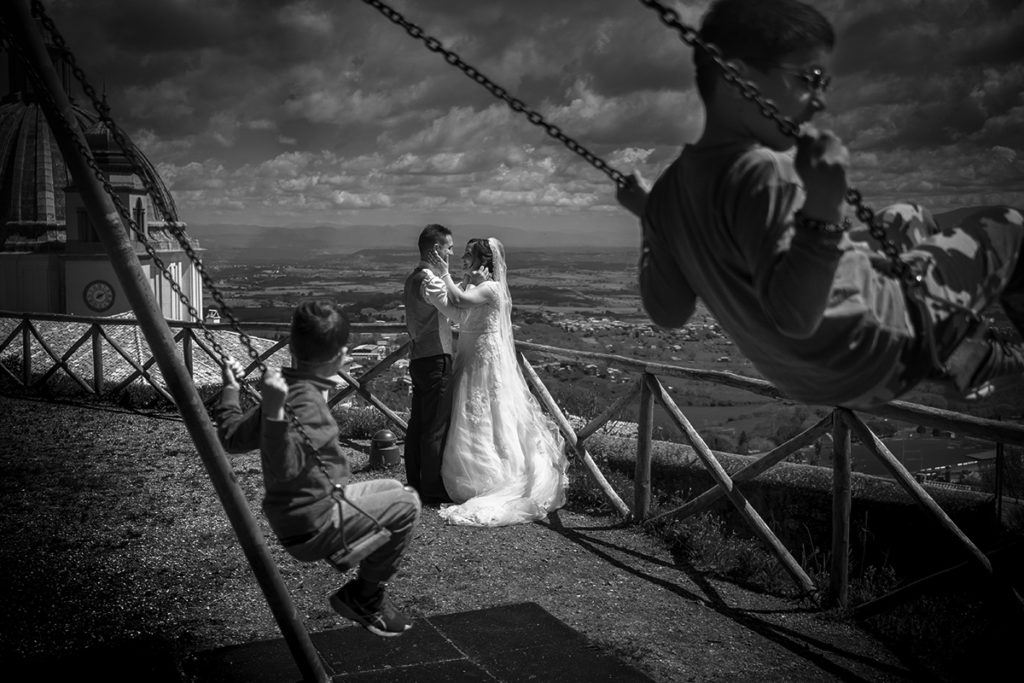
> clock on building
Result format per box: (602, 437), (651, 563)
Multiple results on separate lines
(83, 279), (115, 312)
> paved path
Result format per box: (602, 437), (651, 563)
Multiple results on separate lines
(186, 602), (653, 682)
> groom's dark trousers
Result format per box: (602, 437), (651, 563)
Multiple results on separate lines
(405, 354), (451, 503)
(403, 262), (454, 504)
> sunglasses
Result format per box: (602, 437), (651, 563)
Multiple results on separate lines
(774, 64), (832, 93)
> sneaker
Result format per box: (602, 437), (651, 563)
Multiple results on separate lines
(946, 333), (1024, 398)
(329, 582), (413, 637)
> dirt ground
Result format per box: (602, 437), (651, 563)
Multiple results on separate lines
(0, 394), (955, 682)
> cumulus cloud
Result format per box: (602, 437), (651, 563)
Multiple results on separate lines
(38, 0), (1022, 225)
(991, 146), (1017, 164)
(476, 186), (598, 208)
(331, 191), (393, 209)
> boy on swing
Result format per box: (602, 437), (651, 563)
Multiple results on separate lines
(617, 0), (1024, 408)
(217, 301), (421, 637)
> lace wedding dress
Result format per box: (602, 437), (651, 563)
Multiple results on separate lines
(427, 239), (568, 526)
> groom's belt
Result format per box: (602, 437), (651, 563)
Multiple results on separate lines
(409, 351), (452, 361)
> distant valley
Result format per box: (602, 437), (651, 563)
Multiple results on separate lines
(184, 206), (996, 261)
(187, 221), (639, 258)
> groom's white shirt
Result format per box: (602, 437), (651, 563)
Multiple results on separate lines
(422, 269), (467, 324)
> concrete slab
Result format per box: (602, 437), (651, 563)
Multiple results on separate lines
(184, 602), (654, 682)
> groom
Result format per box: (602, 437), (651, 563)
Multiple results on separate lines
(402, 224), (455, 505)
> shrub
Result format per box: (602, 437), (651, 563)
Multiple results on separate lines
(651, 512), (801, 596)
(565, 464), (633, 516)
(336, 405), (392, 439)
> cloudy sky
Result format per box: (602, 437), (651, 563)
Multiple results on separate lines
(24, 0), (1024, 239)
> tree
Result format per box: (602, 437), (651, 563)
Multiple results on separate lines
(736, 430), (750, 455)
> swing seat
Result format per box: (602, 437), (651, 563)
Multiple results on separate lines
(326, 529), (392, 572)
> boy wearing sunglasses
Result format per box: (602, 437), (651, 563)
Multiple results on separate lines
(617, 0), (1024, 407)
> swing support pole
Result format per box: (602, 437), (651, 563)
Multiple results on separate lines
(0, 3), (329, 681)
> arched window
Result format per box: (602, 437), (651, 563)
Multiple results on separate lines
(133, 198), (147, 241)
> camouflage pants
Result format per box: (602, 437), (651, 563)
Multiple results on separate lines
(853, 203), (1024, 400)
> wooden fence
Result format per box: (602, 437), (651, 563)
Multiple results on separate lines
(3, 309), (1023, 618)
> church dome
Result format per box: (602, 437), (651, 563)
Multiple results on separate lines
(0, 92), (180, 252)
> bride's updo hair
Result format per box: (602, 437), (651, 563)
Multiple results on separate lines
(467, 238), (494, 276)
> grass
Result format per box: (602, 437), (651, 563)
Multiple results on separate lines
(565, 429), (1024, 681)
(639, 479), (1022, 681)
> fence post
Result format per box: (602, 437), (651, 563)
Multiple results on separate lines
(648, 374), (817, 595)
(840, 409), (1024, 613)
(516, 352), (631, 518)
(21, 319), (31, 385)
(91, 324), (104, 395)
(635, 372), (654, 521)
(830, 409), (851, 608)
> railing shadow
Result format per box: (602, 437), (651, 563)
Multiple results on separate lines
(542, 511), (917, 682)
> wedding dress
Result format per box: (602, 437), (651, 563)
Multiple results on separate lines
(427, 238), (568, 526)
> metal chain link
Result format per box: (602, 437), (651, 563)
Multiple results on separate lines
(17, 2), (353, 509)
(635, 0), (911, 281)
(360, 0), (629, 189)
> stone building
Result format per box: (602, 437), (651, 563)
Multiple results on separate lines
(0, 43), (202, 320)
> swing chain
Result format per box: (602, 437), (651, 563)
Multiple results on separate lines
(361, 0), (629, 189)
(636, 0), (911, 282)
(639, 1), (801, 140)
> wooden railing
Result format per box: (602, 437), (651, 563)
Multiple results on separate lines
(3, 310), (1023, 617)
(0, 311), (398, 406)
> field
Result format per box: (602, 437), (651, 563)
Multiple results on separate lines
(202, 245), (644, 319)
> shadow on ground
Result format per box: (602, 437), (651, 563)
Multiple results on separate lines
(5, 603), (652, 683)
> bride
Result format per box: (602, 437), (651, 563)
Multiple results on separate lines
(423, 237), (568, 526)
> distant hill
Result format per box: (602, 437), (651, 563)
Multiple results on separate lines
(187, 205), (1015, 258)
(188, 221), (637, 254)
